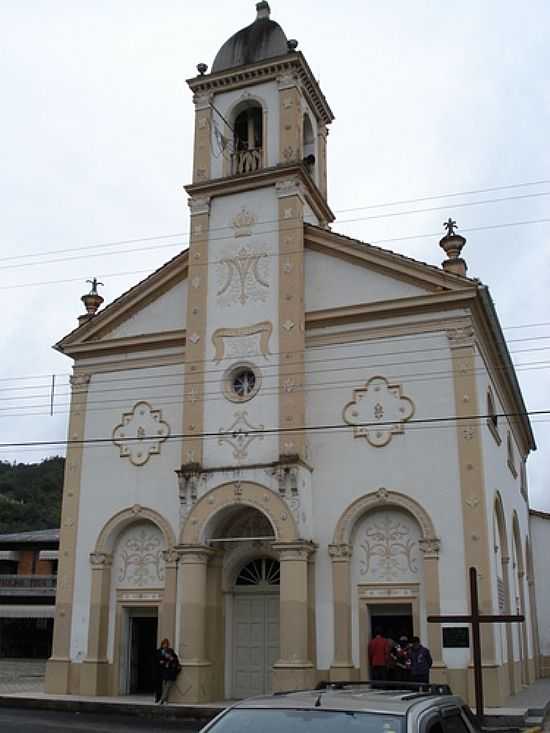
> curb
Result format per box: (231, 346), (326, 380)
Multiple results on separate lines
(0, 695), (225, 722)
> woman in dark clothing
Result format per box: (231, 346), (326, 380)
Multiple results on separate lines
(390, 636), (412, 682)
(156, 638), (180, 704)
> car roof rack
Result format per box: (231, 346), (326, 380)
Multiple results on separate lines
(315, 681), (453, 696)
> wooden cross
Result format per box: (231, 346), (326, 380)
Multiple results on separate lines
(428, 566), (524, 720)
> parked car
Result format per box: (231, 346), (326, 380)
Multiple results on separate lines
(199, 681), (481, 733)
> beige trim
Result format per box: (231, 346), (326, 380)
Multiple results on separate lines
(279, 84), (302, 166)
(187, 51), (334, 126)
(306, 291), (478, 331)
(62, 330), (186, 359)
(272, 541), (316, 692)
(56, 252), (189, 353)
(192, 93), (212, 183)
(182, 197), (210, 466)
(94, 505), (177, 554)
(494, 492), (514, 693)
(448, 326), (496, 664)
(277, 181), (306, 459)
(334, 488), (438, 546)
(73, 353), (185, 376)
(212, 321), (272, 363)
(328, 544), (354, 677)
(180, 481), (300, 545)
(46, 374), (91, 695)
(80, 552), (113, 696)
(305, 225), (476, 291)
(186, 163), (334, 226)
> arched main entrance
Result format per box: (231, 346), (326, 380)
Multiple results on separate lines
(231, 557), (280, 698)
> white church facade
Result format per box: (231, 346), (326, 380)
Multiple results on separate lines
(46, 2), (539, 706)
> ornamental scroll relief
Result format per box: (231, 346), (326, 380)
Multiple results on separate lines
(357, 510), (420, 582)
(343, 376), (414, 447)
(212, 321), (273, 363)
(115, 523), (165, 588)
(112, 401), (170, 466)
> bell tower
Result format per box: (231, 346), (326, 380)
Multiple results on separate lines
(181, 1), (334, 473)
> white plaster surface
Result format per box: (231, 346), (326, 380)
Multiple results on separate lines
(304, 248), (429, 312)
(106, 278), (188, 339)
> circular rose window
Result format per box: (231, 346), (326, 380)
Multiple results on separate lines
(224, 363), (261, 402)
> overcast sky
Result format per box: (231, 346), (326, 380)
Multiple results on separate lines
(0, 0), (548, 508)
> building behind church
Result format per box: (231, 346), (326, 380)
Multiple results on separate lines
(45, 2), (539, 706)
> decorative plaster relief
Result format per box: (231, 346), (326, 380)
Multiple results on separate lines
(112, 401), (170, 466)
(212, 322), (273, 363)
(116, 524), (165, 588)
(232, 207), (256, 238)
(217, 244), (270, 306)
(218, 411), (264, 463)
(343, 376), (414, 447)
(358, 510), (420, 581)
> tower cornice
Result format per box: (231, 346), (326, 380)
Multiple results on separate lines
(187, 52), (334, 126)
(185, 163), (335, 226)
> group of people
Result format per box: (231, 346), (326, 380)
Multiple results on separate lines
(368, 629), (433, 683)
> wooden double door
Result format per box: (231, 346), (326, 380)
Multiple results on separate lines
(232, 593), (279, 699)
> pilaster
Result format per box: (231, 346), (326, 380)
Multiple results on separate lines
(46, 373), (91, 694)
(159, 548), (179, 644)
(328, 544), (354, 680)
(175, 545), (215, 703)
(80, 552), (113, 696)
(182, 197), (210, 467)
(193, 93), (212, 183)
(272, 541), (316, 691)
(277, 179), (306, 461)
(447, 325), (495, 663)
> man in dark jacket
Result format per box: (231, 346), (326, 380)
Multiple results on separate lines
(410, 636), (432, 684)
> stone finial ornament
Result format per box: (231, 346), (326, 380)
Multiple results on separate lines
(79, 277), (104, 325)
(256, 1), (271, 19)
(439, 218), (468, 277)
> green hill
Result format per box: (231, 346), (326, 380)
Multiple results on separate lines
(0, 457), (65, 534)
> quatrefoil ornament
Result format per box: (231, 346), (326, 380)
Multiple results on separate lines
(343, 376), (414, 447)
(113, 401), (170, 466)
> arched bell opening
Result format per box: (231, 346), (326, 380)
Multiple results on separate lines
(232, 101), (264, 174)
(303, 112), (316, 179)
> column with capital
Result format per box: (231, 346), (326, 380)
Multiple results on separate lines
(328, 544), (354, 680)
(80, 552), (113, 696)
(174, 545), (215, 703)
(418, 538), (447, 682)
(159, 548), (179, 645)
(272, 541), (316, 691)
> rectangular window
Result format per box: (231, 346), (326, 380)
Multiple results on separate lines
(507, 432), (518, 479)
(486, 387), (501, 445)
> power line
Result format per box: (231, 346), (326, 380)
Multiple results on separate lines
(2, 177), (550, 265)
(2, 191), (550, 274)
(0, 408), (546, 450)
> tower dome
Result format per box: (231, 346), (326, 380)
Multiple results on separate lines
(212, 2), (289, 73)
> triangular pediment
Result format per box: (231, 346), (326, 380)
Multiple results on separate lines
(56, 249), (189, 355)
(304, 224), (475, 313)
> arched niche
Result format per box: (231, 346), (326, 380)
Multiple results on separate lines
(180, 481), (299, 545)
(333, 488), (438, 547)
(94, 505), (176, 555)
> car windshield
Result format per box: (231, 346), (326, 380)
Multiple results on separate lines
(208, 708), (404, 732)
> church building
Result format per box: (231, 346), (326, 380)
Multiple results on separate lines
(45, 2), (538, 706)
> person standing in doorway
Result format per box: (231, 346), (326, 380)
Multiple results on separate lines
(156, 638), (181, 704)
(410, 636), (433, 684)
(368, 627), (388, 681)
(390, 636), (412, 682)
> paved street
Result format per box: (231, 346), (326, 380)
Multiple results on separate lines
(0, 708), (202, 732)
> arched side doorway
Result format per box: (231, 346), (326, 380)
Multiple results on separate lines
(512, 513), (530, 686)
(330, 489), (443, 681)
(80, 506), (177, 697)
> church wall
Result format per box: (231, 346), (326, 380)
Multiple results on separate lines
(304, 248), (429, 312)
(202, 188), (280, 467)
(209, 81), (280, 180)
(69, 364), (183, 662)
(475, 355), (532, 663)
(304, 327), (466, 670)
(105, 279), (188, 339)
(529, 514), (550, 669)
